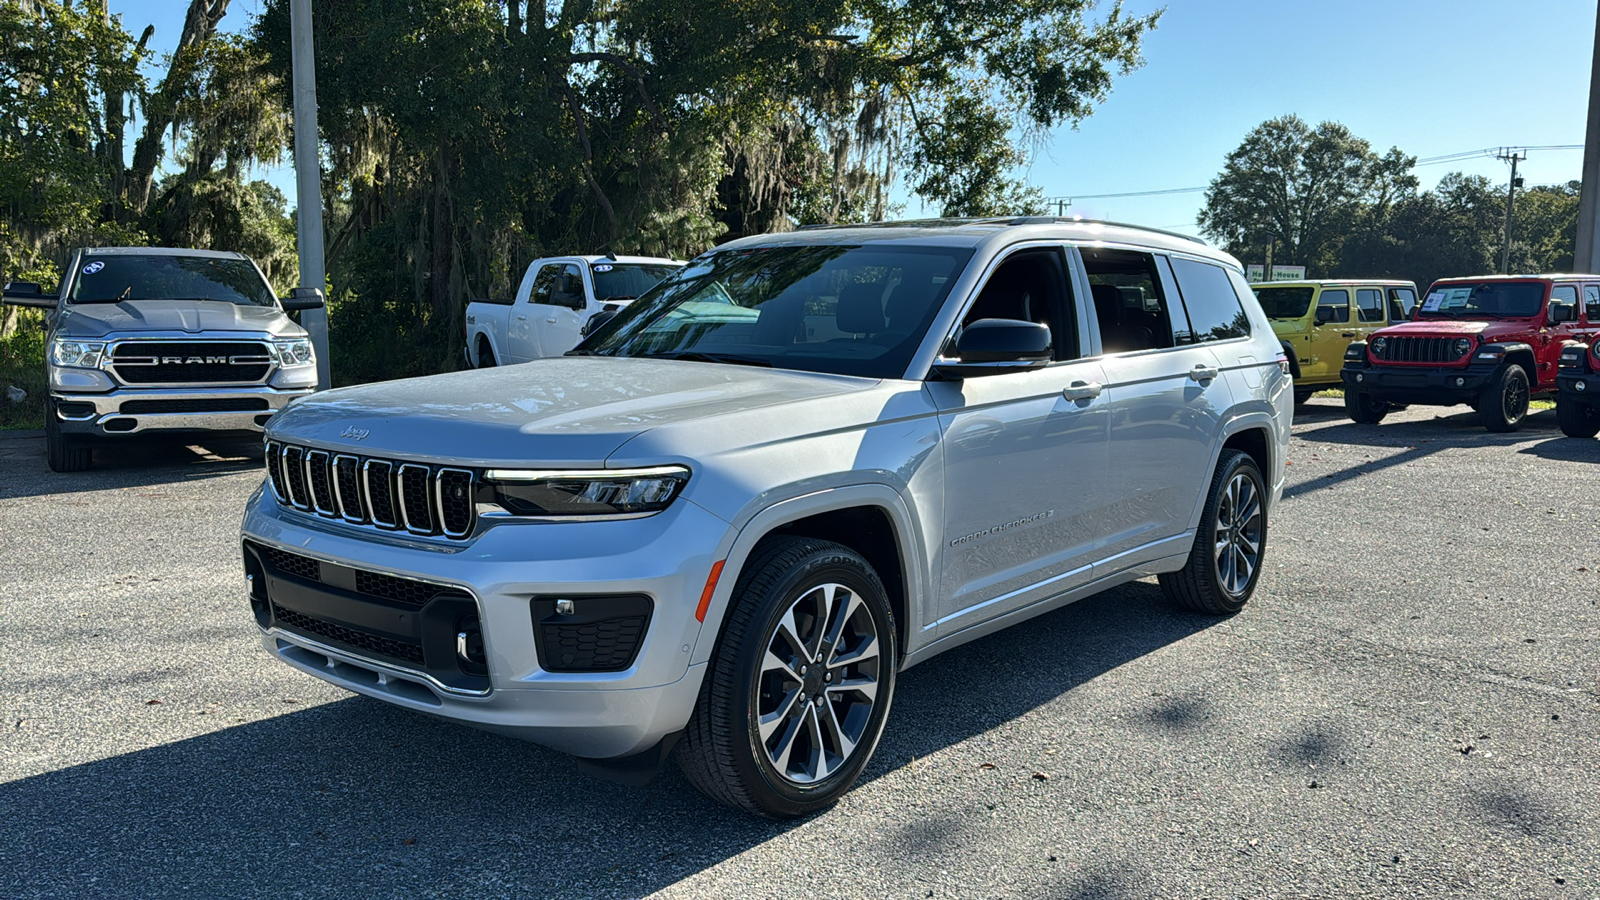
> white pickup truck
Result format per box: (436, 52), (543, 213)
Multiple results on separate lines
(464, 254), (682, 366)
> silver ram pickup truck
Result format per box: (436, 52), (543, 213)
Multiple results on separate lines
(242, 218), (1292, 817)
(2, 247), (324, 471)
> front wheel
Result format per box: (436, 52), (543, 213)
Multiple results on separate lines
(676, 537), (897, 818)
(45, 403), (92, 472)
(1556, 395), (1600, 438)
(1478, 365), (1529, 432)
(1160, 450), (1267, 616)
(1344, 388), (1389, 424)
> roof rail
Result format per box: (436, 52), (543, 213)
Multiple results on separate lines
(795, 216), (1207, 244)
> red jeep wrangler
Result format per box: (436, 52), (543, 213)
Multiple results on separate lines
(1340, 275), (1600, 431)
(1554, 333), (1600, 438)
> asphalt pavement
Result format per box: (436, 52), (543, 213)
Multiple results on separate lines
(1, 402), (1596, 899)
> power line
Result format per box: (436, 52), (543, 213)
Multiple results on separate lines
(1416, 144), (1582, 166)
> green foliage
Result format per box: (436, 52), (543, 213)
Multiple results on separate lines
(0, 314), (48, 429)
(1199, 115), (1418, 276)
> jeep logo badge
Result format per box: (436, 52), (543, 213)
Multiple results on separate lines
(340, 426), (370, 441)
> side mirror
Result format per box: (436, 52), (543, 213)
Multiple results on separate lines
(1550, 301), (1576, 324)
(2, 281), (55, 309)
(281, 287), (325, 311)
(933, 318), (1051, 378)
(581, 306), (620, 337)
(1314, 305), (1340, 325)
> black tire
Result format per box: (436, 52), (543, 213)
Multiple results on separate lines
(1344, 388), (1389, 424)
(1293, 387), (1316, 406)
(676, 536), (898, 818)
(1478, 365), (1529, 433)
(45, 403), (92, 472)
(1556, 395), (1600, 438)
(475, 337), (497, 368)
(1160, 449), (1267, 616)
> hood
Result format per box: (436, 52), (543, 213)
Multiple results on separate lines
(1375, 319), (1498, 338)
(266, 356), (883, 467)
(55, 299), (302, 339)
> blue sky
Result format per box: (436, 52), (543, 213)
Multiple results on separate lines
(118, 0), (1597, 241)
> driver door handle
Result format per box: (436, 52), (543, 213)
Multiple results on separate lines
(1189, 364), (1220, 382)
(1062, 381), (1102, 401)
(1341, 332), (1356, 338)
(545, 316), (558, 323)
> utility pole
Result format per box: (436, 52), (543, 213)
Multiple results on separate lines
(1576, 2), (1600, 272)
(291, 0), (330, 390)
(1498, 149), (1526, 275)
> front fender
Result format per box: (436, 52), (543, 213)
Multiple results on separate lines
(687, 483), (931, 669)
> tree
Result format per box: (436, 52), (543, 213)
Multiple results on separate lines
(1198, 115), (1417, 276)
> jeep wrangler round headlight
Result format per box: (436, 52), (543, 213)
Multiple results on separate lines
(50, 339), (105, 368)
(1453, 337), (1473, 357)
(483, 465), (689, 517)
(1369, 337), (1386, 357)
(273, 338), (315, 367)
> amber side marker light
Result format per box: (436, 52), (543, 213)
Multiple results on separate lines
(695, 560), (726, 623)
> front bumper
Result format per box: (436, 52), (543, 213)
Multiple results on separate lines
(1341, 361), (1498, 405)
(240, 486), (730, 759)
(1556, 369), (1600, 407)
(53, 385), (311, 437)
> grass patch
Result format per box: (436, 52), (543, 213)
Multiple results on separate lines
(0, 315), (47, 430)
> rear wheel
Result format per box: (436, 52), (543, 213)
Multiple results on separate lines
(1344, 389), (1389, 424)
(1556, 395), (1600, 438)
(1293, 387), (1316, 406)
(45, 403), (92, 472)
(1478, 365), (1529, 432)
(676, 537), (897, 818)
(1160, 450), (1267, 616)
(475, 337), (497, 368)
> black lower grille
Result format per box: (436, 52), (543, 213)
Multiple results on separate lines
(119, 397), (270, 414)
(271, 603), (425, 664)
(354, 570), (451, 607)
(531, 595), (652, 672)
(261, 545), (322, 582)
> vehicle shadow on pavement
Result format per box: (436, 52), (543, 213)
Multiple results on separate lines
(1518, 434), (1600, 463)
(0, 582), (1208, 899)
(1284, 408), (1558, 501)
(0, 434), (262, 501)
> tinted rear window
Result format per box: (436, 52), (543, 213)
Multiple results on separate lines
(1171, 258), (1250, 342)
(69, 255), (274, 306)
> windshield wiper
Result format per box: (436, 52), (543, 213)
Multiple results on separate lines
(635, 350), (772, 367)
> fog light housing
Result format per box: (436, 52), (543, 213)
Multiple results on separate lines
(1455, 377), (1465, 387)
(1355, 373), (1364, 383)
(1578, 381), (1588, 392)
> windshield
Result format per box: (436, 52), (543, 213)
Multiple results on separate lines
(576, 244), (972, 378)
(1418, 282), (1545, 318)
(68, 254), (275, 306)
(591, 263), (681, 302)
(1253, 285), (1314, 319)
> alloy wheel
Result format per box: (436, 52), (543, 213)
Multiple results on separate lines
(1212, 471), (1262, 596)
(754, 582), (882, 785)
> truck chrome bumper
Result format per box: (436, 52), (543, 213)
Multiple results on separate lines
(53, 386), (312, 436)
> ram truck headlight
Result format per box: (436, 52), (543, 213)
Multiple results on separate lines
(50, 340), (106, 368)
(1453, 337), (1473, 357)
(273, 338), (315, 367)
(483, 466), (690, 517)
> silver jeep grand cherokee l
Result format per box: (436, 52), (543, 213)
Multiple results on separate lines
(242, 218), (1291, 817)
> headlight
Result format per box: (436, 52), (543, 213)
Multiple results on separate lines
(1592, 340), (1600, 360)
(1369, 337), (1386, 357)
(1453, 337), (1473, 357)
(50, 340), (105, 368)
(273, 338), (315, 367)
(483, 465), (689, 517)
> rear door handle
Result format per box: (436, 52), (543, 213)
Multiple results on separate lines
(515, 314), (527, 321)
(1062, 381), (1102, 401)
(545, 317), (558, 323)
(1189, 364), (1220, 382)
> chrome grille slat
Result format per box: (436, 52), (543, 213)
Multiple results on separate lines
(305, 450), (336, 515)
(266, 443), (477, 539)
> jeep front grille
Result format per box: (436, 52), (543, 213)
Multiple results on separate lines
(1374, 336), (1465, 364)
(266, 442), (477, 538)
(108, 341), (273, 384)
